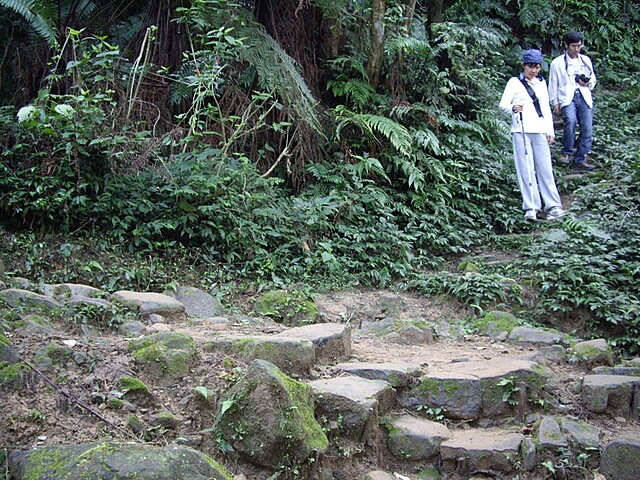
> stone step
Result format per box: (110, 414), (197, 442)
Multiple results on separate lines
(334, 361), (425, 387)
(276, 322), (352, 363)
(204, 335), (315, 375)
(581, 374), (640, 418)
(399, 358), (548, 421)
(307, 375), (396, 442)
(600, 435), (640, 480)
(386, 414), (452, 461)
(439, 428), (524, 477)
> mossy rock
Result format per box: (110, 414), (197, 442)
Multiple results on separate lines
(7, 442), (234, 479)
(0, 362), (28, 387)
(254, 290), (319, 326)
(128, 332), (197, 384)
(117, 376), (157, 407)
(474, 310), (520, 337)
(35, 344), (73, 365)
(214, 359), (328, 468)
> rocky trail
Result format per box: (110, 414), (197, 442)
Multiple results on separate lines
(1, 281), (639, 480)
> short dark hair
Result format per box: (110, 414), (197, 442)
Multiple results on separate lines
(564, 31), (584, 45)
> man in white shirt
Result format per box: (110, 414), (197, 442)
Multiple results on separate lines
(548, 31), (596, 172)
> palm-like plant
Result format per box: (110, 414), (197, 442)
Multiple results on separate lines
(0, 0), (58, 46)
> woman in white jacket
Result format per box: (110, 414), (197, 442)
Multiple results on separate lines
(499, 49), (567, 221)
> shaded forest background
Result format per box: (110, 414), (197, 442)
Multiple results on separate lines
(0, 0), (639, 354)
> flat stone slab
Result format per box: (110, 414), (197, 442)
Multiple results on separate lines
(386, 414), (451, 460)
(334, 361), (424, 387)
(205, 335), (315, 375)
(400, 371), (482, 420)
(440, 428), (524, 476)
(437, 358), (548, 418)
(581, 374), (640, 417)
(600, 435), (640, 480)
(307, 375), (396, 441)
(277, 323), (351, 363)
(592, 366), (640, 377)
(508, 326), (567, 345)
(113, 291), (186, 322)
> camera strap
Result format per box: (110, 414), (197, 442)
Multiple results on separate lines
(564, 53), (593, 77)
(518, 74), (544, 118)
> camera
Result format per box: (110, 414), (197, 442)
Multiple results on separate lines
(575, 74), (591, 84)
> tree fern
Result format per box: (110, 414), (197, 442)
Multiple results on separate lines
(0, 0), (58, 46)
(195, 5), (323, 134)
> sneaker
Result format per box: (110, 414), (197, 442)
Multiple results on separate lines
(524, 209), (537, 221)
(546, 207), (568, 220)
(572, 161), (596, 172)
(557, 154), (572, 166)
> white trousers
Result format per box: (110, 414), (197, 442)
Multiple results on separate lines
(511, 132), (562, 212)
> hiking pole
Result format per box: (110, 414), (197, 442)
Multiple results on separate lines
(519, 111), (536, 213)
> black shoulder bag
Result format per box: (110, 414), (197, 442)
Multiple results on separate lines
(519, 74), (544, 118)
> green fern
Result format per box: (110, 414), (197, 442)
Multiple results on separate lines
(334, 105), (413, 157)
(0, 0), (58, 46)
(198, 5), (323, 134)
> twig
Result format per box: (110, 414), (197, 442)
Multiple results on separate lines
(16, 354), (140, 442)
(261, 146), (291, 178)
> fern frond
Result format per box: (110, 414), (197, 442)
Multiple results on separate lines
(413, 128), (441, 156)
(335, 106), (413, 157)
(201, 6), (322, 134)
(0, 0), (58, 46)
(327, 78), (377, 110)
(387, 36), (432, 57)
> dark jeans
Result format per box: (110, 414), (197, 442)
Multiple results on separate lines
(561, 90), (593, 164)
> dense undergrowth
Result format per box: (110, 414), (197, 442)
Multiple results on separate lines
(0, 2), (639, 356)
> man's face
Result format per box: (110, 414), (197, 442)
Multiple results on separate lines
(566, 41), (582, 58)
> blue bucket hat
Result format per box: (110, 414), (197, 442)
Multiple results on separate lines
(522, 49), (543, 64)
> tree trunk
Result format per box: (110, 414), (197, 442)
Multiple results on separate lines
(366, 0), (386, 89)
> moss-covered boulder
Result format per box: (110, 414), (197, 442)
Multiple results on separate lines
(0, 333), (19, 365)
(570, 339), (615, 367)
(117, 376), (157, 407)
(0, 289), (61, 311)
(213, 359), (328, 469)
(8, 442), (233, 480)
(254, 290), (319, 327)
(128, 332), (197, 384)
(474, 311), (520, 338)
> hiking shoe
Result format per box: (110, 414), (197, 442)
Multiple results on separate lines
(546, 207), (568, 220)
(524, 209), (537, 221)
(557, 154), (572, 166)
(572, 161), (596, 172)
